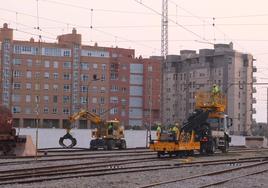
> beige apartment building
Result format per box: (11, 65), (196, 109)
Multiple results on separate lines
(0, 23), (161, 129)
(163, 43), (257, 135)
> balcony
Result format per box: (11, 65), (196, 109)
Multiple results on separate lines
(253, 87), (257, 93)
(252, 97), (256, 104)
(252, 108), (256, 114)
(253, 77), (257, 83)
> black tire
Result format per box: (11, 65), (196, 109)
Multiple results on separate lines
(187, 150), (194, 156)
(200, 143), (206, 155)
(221, 140), (229, 153)
(107, 140), (115, 150)
(119, 140), (127, 150)
(207, 140), (216, 154)
(157, 151), (163, 158)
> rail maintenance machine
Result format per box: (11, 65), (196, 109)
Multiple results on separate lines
(150, 91), (232, 157)
(59, 109), (126, 150)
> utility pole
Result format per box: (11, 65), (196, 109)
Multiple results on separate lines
(161, 0), (168, 57)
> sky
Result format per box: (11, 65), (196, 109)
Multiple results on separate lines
(1, 0), (268, 122)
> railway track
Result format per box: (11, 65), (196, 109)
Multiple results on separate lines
(0, 147), (267, 167)
(0, 151), (155, 166)
(0, 155), (267, 185)
(138, 159), (268, 188)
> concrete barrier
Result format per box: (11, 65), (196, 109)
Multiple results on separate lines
(245, 136), (268, 148)
(14, 135), (36, 156)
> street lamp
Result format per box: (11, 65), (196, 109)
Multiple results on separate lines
(86, 74), (99, 111)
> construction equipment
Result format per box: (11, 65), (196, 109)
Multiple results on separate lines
(60, 109), (126, 150)
(150, 89), (232, 157)
(0, 105), (27, 155)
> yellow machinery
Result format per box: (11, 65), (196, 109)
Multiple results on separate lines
(60, 109), (126, 150)
(150, 90), (232, 157)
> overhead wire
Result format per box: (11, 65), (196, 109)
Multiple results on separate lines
(0, 7), (160, 53)
(133, 0), (213, 45)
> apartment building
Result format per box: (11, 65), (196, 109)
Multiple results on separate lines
(0, 23), (161, 128)
(163, 43), (256, 135)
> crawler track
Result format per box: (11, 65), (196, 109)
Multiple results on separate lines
(0, 155), (267, 185)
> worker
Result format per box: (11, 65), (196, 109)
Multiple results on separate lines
(156, 125), (162, 132)
(211, 84), (220, 105)
(156, 124), (161, 140)
(108, 122), (113, 135)
(171, 125), (179, 141)
(211, 84), (220, 95)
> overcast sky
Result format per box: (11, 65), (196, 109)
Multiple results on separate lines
(1, 0), (267, 122)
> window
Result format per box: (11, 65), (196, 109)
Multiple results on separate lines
(81, 74), (89, 81)
(53, 61), (58, 68)
(122, 64), (127, 70)
(44, 84), (49, 90)
(81, 86), (88, 93)
(44, 72), (50, 79)
(53, 84), (58, 90)
(27, 59), (32, 67)
(13, 59), (21, 65)
(80, 97), (87, 104)
(44, 107), (49, 114)
(63, 96), (70, 104)
(110, 108), (118, 115)
(148, 65), (153, 72)
(53, 73), (58, 79)
(53, 96), (58, 103)
(35, 84), (40, 90)
(100, 87), (106, 93)
(13, 83), (21, 89)
(63, 85), (71, 92)
(92, 97), (97, 103)
(13, 71), (21, 78)
(63, 73), (71, 80)
(110, 97), (118, 104)
(100, 97), (105, 104)
(13, 106), (21, 113)
(101, 74), (106, 81)
(92, 86), (97, 93)
(52, 107), (58, 114)
(35, 72), (40, 78)
(26, 95), (31, 102)
(63, 50), (70, 57)
(63, 62), (71, 69)
(121, 98), (127, 105)
(81, 63), (89, 70)
(25, 108), (31, 114)
(63, 108), (69, 114)
(111, 85), (119, 92)
(12, 94), (21, 102)
(93, 64), (98, 69)
(102, 64), (106, 70)
(110, 73), (118, 80)
(35, 96), (40, 102)
(44, 61), (50, 68)
(26, 83), (32, 90)
(26, 71), (32, 78)
(44, 96), (49, 102)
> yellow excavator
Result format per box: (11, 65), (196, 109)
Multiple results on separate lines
(60, 109), (126, 150)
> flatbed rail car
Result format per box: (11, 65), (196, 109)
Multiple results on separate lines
(150, 90), (232, 157)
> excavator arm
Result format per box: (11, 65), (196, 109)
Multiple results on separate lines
(59, 109), (102, 148)
(68, 109), (102, 125)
